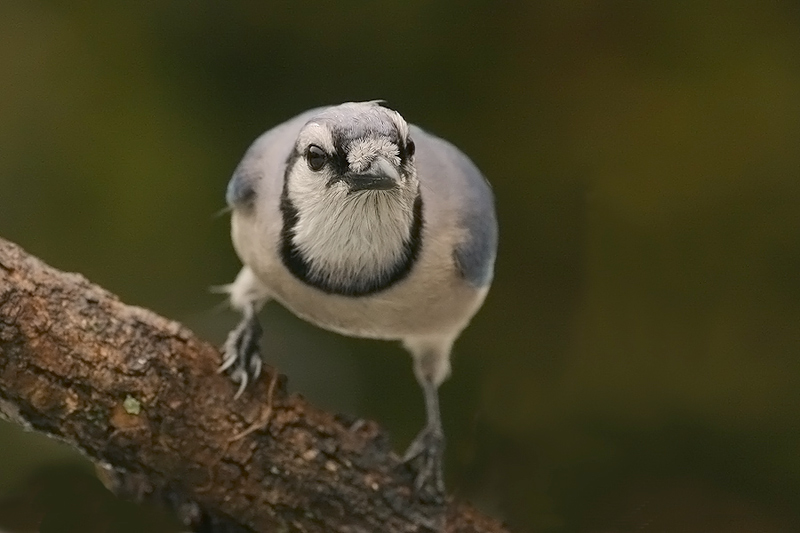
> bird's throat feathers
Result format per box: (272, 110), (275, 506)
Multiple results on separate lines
(280, 186), (423, 296)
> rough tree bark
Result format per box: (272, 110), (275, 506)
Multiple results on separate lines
(0, 237), (510, 533)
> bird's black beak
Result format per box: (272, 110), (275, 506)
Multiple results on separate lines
(342, 172), (397, 192)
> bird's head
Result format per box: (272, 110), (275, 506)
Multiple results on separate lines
(280, 102), (423, 295)
(284, 101), (418, 210)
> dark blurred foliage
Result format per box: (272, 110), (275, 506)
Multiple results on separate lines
(2, 1), (800, 531)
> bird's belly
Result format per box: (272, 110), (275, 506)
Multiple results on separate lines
(260, 264), (485, 340)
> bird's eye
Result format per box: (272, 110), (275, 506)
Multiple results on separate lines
(306, 145), (327, 171)
(406, 139), (415, 157)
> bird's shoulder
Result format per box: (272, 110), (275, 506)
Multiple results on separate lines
(411, 126), (498, 288)
(226, 107), (329, 209)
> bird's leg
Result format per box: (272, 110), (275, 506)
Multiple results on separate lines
(402, 338), (453, 502)
(218, 267), (270, 398)
(403, 377), (446, 501)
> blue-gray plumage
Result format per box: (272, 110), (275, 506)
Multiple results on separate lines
(220, 101), (497, 501)
(225, 167), (257, 208)
(418, 131), (498, 288)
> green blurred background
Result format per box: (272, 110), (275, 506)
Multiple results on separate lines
(2, 1), (800, 531)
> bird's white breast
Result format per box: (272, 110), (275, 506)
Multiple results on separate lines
(231, 207), (487, 341)
(289, 187), (413, 292)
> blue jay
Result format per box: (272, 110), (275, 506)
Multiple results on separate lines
(221, 101), (497, 498)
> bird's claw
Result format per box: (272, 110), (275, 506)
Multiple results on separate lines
(403, 425), (446, 502)
(220, 310), (263, 398)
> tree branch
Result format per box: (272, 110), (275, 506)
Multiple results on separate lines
(0, 237), (509, 533)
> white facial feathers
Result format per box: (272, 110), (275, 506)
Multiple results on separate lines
(296, 123), (335, 155)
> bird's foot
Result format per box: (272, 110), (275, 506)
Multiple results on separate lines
(403, 424), (446, 503)
(219, 310), (263, 398)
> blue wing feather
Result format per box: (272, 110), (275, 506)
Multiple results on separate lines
(411, 125), (498, 288)
(450, 150), (498, 287)
(226, 167), (257, 208)
(454, 209), (497, 287)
